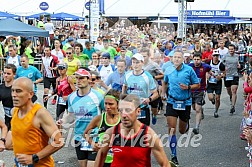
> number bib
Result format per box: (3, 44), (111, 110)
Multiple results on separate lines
(14, 158), (33, 167)
(173, 101), (186, 110)
(226, 76), (234, 81)
(209, 77), (217, 84)
(58, 97), (66, 105)
(80, 138), (93, 151)
(3, 107), (12, 117)
(137, 109), (146, 119)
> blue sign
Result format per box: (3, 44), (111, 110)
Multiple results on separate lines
(39, 2), (49, 11)
(187, 10), (230, 17)
(85, 1), (90, 10)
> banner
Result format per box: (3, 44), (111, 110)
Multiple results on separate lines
(90, 1), (100, 42)
(187, 10), (230, 17)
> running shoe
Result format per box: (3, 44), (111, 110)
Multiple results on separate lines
(51, 99), (56, 105)
(211, 94), (215, 105)
(192, 128), (199, 135)
(152, 115), (157, 125)
(230, 106), (235, 114)
(214, 111), (219, 118)
(170, 156), (179, 167)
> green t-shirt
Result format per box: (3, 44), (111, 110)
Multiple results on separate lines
(101, 47), (117, 60)
(37, 21), (45, 29)
(63, 43), (72, 51)
(74, 53), (90, 68)
(25, 47), (34, 64)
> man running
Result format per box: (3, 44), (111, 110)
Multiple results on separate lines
(0, 64), (16, 130)
(222, 44), (240, 114)
(206, 50), (225, 118)
(5, 77), (63, 166)
(162, 50), (200, 166)
(94, 94), (170, 167)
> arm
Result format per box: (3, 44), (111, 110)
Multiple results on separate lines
(67, 76), (76, 92)
(41, 63), (44, 73)
(34, 77), (43, 84)
(84, 115), (101, 151)
(0, 120), (7, 152)
(5, 131), (12, 150)
(161, 80), (168, 98)
(122, 84), (127, 94)
(148, 128), (170, 167)
(94, 128), (113, 167)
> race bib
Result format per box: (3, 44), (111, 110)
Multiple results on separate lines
(3, 107), (12, 117)
(14, 158), (33, 167)
(226, 76), (234, 81)
(173, 101), (186, 110)
(80, 138), (93, 151)
(209, 77), (217, 84)
(137, 109), (146, 119)
(58, 97), (66, 105)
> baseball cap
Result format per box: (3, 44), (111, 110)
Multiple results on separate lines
(68, 37), (74, 42)
(75, 69), (91, 78)
(212, 49), (220, 56)
(57, 63), (68, 70)
(102, 52), (110, 59)
(132, 53), (144, 62)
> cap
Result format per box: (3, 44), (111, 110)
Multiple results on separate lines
(57, 63), (68, 69)
(212, 49), (220, 55)
(184, 52), (191, 57)
(102, 52), (110, 59)
(132, 53), (144, 62)
(75, 69), (91, 78)
(68, 37), (74, 42)
(88, 65), (97, 71)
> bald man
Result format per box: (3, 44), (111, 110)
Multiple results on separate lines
(5, 77), (64, 166)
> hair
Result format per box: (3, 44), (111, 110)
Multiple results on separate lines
(4, 63), (17, 74)
(44, 46), (51, 50)
(85, 41), (90, 46)
(21, 53), (29, 60)
(66, 47), (74, 53)
(194, 39), (200, 43)
(47, 17), (51, 22)
(8, 44), (17, 50)
(140, 47), (150, 56)
(174, 48), (184, 56)
(228, 44), (236, 49)
(119, 94), (140, 109)
(74, 43), (84, 52)
(116, 59), (126, 65)
(193, 53), (202, 59)
(89, 70), (99, 77)
(105, 89), (121, 103)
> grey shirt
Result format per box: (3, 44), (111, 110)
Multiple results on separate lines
(222, 53), (239, 76)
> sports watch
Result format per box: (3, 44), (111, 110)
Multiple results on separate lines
(32, 154), (39, 163)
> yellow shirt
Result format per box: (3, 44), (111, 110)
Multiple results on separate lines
(64, 57), (80, 82)
(11, 104), (54, 167)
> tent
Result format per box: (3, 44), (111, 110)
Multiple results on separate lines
(169, 16), (236, 24)
(0, 19), (49, 37)
(26, 12), (51, 20)
(51, 12), (84, 21)
(0, 11), (20, 19)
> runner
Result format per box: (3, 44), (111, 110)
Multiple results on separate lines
(122, 53), (158, 126)
(94, 94), (170, 167)
(206, 50), (225, 118)
(5, 77), (63, 166)
(15, 54), (43, 102)
(44, 63), (76, 120)
(162, 49), (200, 166)
(189, 53), (211, 134)
(84, 89), (121, 167)
(222, 44), (240, 114)
(57, 69), (104, 167)
(0, 64), (16, 130)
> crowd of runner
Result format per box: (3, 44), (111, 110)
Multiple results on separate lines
(0, 17), (252, 166)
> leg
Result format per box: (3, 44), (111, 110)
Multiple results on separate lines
(226, 87), (232, 97)
(74, 140), (88, 167)
(43, 77), (51, 108)
(231, 85), (238, 107)
(194, 104), (202, 128)
(51, 78), (57, 102)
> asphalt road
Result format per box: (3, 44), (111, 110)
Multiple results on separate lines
(0, 80), (249, 167)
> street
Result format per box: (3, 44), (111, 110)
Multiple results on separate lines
(0, 80), (248, 167)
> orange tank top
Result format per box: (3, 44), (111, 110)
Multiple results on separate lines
(11, 104), (54, 167)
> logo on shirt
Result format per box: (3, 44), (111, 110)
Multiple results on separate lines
(112, 148), (122, 153)
(28, 73), (33, 78)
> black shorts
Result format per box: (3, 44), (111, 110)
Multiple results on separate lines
(74, 140), (97, 161)
(56, 103), (68, 120)
(165, 103), (191, 122)
(224, 76), (239, 87)
(207, 82), (222, 95)
(138, 106), (150, 126)
(192, 92), (205, 105)
(149, 96), (161, 108)
(43, 77), (56, 89)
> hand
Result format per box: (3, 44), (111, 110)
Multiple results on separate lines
(216, 75), (222, 81)
(142, 98), (150, 105)
(244, 73), (248, 81)
(92, 143), (101, 152)
(44, 95), (49, 102)
(243, 128), (252, 144)
(0, 140), (5, 152)
(179, 83), (189, 90)
(48, 67), (53, 71)
(16, 154), (33, 166)
(161, 93), (167, 101)
(63, 96), (68, 101)
(56, 119), (63, 126)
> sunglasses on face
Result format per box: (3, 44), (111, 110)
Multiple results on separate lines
(213, 55), (219, 57)
(66, 52), (72, 54)
(91, 78), (96, 81)
(102, 57), (109, 59)
(58, 66), (66, 70)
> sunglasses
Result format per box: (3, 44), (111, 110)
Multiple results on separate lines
(91, 78), (96, 81)
(102, 57), (109, 59)
(212, 55), (219, 57)
(58, 66), (66, 70)
(66, 52), (72, 54)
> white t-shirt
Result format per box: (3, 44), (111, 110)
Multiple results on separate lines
(94, 43), (104, 51)
(99, 65), (114, 83)
(218, 47), (229, 57)
(51, 49), (65, 63)
(7, 56), (19, 68)
(45, 22), (54, 35)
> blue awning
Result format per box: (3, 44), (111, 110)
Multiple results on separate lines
(26, 12), (51, 20)
(0, 11), (20, 20)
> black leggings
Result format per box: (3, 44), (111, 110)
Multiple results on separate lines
(56, 104), (67, 120)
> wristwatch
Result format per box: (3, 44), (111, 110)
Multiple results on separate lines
(32, 154), (39, 163)
(0, 138), (5, 144)
(188, 85), (191, 90)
